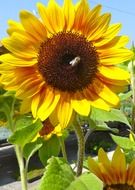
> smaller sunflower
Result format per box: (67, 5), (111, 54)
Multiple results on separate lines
(38, 118), (62, 140)
(88, 147), (135, 190)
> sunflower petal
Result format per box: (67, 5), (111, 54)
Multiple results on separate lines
(87, 13), (111, 41)
(94, 23), (122, 47)
(19, 10), (47, 42)
(20, 98), (31, 114)
(98, 65), (130, 80)
(37, 0), (65, 34)
(63, 0), (75, 31)
(99, 48), (133, 65)
(84, 87), (110, 111)
(0, 53), (37, 67)
(93, 78), (119, 106)
(71, 92), (90, 116)
(112, 147), (126, 184)
(37, 88), (60, 121)
(83, 5), (102, 35)
(56, 94), (73, 128)
(2, 35), (37, 58)
(73, 0), (89, 31)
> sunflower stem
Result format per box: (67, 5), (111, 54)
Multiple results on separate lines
(15, 145), (28, 190)
(59, 137), (68, 162)
(74, 121), (85, 176)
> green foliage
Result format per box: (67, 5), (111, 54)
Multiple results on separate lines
(39, 157), (103, 190)
(23, 138), (43, 160)
(8, 119), (43, 148)
(119, 91), (132, 101)
(111, 134), (135, 150)
(67, 173), (103, 190)
(90, 107), (130, 127)
(15, 114), (33, 130)
(88, 119), (119, 133)
(38, 135), (60, 166)
(39, 157), (75, 190)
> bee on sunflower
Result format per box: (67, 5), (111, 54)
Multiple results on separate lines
(0, 0), (133, 130)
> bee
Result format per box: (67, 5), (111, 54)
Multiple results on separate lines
(69, 56), (80, 67)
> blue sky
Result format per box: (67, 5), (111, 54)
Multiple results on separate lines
(0, 0), (135, 46)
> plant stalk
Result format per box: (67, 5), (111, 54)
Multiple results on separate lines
(15, 145), (28, 190)
(74, 122), (85, 176)
(59, 137), (68, 162)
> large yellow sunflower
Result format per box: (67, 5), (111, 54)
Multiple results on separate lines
(0, 0), (133, 128)
(88, 147), (135, 190)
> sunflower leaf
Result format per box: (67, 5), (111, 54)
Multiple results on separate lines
(90, 108), (130, 127)
(38, 135), (60, 166)
(8, 119), (42, 148)
(111, 134), (135, 150)
(23, 137), (43, 160)
(38, 157), (75, 190)
(66, 173), (103, 190)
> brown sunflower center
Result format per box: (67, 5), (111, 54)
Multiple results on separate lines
(104, 184), (135, 190)
(37, 32), (99, 92)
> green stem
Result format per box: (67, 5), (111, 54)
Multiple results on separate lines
(15, 146), (28, 190)
(131, 56), (135, 132)
(59, 137), (68, 162)
(74, 122), (85, 176)
(7, 97), (28, 190)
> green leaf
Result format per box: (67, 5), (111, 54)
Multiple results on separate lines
(88, 119), (119, 133)
(15, 114), (33, 130)
(8, 119), (42, 148)
(67, 173), (103, 190)
(23, 137), (43, 160)
(39, 157), (75, 190)
(38, 135), (60, 166)
(111, 134), (135, 150)
(119, 91), (132, 101)
(90, 108), (130, 127)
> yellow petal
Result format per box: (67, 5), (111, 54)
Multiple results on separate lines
(73, 0), (89, 31)
(94, 23), (122, 47)
(99, 48), (133, 65)
(37, 2), (55, 34)
(111, 147), (126, 184)
(19, 10), (47, 42)
(99, 36), (129, 49)
(56, 94), (73, 128)
(7, 19), (24, 35)
(83, 5), (102, 35)
(97, 73), (129, 86)
(37, 88), (60, 121)
(98, 148), (110, 166)
(87, 13), (111, 41)
(88, 157), (103, 180)
(2, 34), (37, 59)
(0, 53), (37, 67)
(127, 159), (135, 186)
(71, 92), (90, 116)
(98, 65), (130, 80)
(63, 0), (75, 31)
(84, 87), (110, 111)
(16, 78), (43, 99)
(20, 98), (31, 114)
(37, 0), (65, 34)
(31, 93), (41, 118)
(92, 78), (119, 106)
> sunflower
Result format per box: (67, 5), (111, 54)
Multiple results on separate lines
(0, 0), (133, 129)
(39, 118), (63, 140)
(88, 147), (135, 190)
